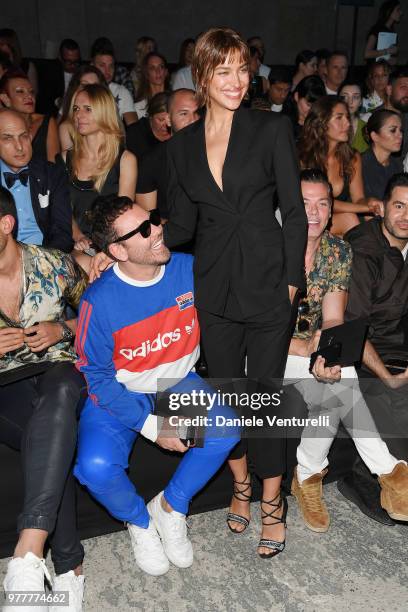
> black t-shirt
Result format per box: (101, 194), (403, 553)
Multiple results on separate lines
(136, 142), (168, 218)
(126, 117), (161, 160)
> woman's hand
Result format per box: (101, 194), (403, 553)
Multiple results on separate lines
(367, 198), (383, 216)
(89, 252), (114, 283)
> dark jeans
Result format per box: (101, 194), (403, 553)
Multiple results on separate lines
(199, 296), (295, 479)
(0, 362), (86, 575)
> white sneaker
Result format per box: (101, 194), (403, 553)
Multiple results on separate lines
(49, 571), (84, 612)
(127, 520), (169, 576)
(147, 491), (193, 568)
(3, 552), (51, 612)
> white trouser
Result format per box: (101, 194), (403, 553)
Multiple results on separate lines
(284, 355), (400, 483)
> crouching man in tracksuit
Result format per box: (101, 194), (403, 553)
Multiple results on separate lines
(73, 195), (240, 576)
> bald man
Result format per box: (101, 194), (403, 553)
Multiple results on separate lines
(136, 89), (200, 216)
(0, 108), (73, 252)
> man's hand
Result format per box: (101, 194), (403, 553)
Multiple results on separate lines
(24, 322), (63, 353)
(312, 355), (341, 383)
(288, 285), (298, 305)
(304, 330), (321, 357)
(156, 417), (189, 453)
(0, 327), (24, 357)
(89, 252), (114, 283)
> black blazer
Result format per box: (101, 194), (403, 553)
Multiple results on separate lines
(164, 106), (307, 318)
(0, 158), (73, 253)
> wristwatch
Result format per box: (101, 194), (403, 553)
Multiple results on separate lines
(59, 320), (74, 342)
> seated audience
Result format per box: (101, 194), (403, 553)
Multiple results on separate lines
(298, 96), (381, 236)
(247, 36), (270, 79)
(291, 50), (317, 91)
(283, 75), (325, 141)
(339, 80), (369, 154)
(172, 38), (195, 91)
(37, 39), (81, 117)
(385, 67), (408, 162)
(362, 60), (391, 114)
(73, 196), (240, 576)
(286, 169), (408, 532)
(324, 51), (348, 95)
(91, 45), (137, 126)
(267, 67), (292, 113)
(58, 65), (108, 151)
(130, 36), (157, 95)
(126, 91), (171, 161)
(0, 28), (38, 94)
(134, 52), (169, 119)
(90, 37), (134, 100)
(364, 0), (401, 65)
(0, 186), (87, 608)
(0, 109), (73, 252)
(60, 84), (136, 252)
(136, 89), (200, 216)
(0, 69), (60, 162)
(338, 172), (408, 523)
(362, 109), (402, 199)
(246, 46), (269, 106)
(315, 48), (330, 83)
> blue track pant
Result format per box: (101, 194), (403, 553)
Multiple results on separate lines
(74, 372), (240, 528)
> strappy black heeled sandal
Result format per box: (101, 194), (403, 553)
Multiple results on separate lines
(257, 493), (288, 559)
(226, 474), (252, 534)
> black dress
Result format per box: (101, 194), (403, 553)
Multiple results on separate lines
(63, 150), (123, 236)
(362, 148), (403, 199)
(32, 116), (50, 161)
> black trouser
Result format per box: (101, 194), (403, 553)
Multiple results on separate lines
(0, 362), (86, 575)
(198, 296), (295, 479)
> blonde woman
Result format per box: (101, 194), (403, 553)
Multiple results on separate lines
(61, 83), (137, 252)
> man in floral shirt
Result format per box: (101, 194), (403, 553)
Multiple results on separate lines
(286, 169), (408, 534)
(0, 186), (88, 611)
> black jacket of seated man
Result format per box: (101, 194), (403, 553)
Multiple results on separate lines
(338, 216), (408, 524)
(0, 157), (74, 253)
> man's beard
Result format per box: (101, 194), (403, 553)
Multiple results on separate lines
(383, 217), (408, 241)
(391, 95), (408, 114)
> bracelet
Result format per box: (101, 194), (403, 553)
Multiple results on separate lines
(59, 320), (74, 342)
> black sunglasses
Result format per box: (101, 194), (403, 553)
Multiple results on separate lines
(112, 209), (162, 243)
(297, 300), (310, 333)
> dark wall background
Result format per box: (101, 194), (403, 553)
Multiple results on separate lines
(1, 0), (406, 65)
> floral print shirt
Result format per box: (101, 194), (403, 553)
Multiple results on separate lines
(0, 243), (87, 372)
(293, 231), (352, 340)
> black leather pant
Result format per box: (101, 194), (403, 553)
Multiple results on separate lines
(0, 362), (86, 574)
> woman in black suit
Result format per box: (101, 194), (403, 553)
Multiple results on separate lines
(164, 27), (307, 558)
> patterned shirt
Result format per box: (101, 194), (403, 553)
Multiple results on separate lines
(0, 243), (88, 372)
(293, 231), (352, 340)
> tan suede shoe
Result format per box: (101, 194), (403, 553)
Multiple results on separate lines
(291, 466), (330, 532)
(378, 462), (408, 522)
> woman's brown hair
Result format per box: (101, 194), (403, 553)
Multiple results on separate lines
(192, 27), (250, 107)
(298, 95), (356, 180)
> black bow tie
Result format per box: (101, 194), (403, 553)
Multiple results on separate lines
(3, 170), (29, 189)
